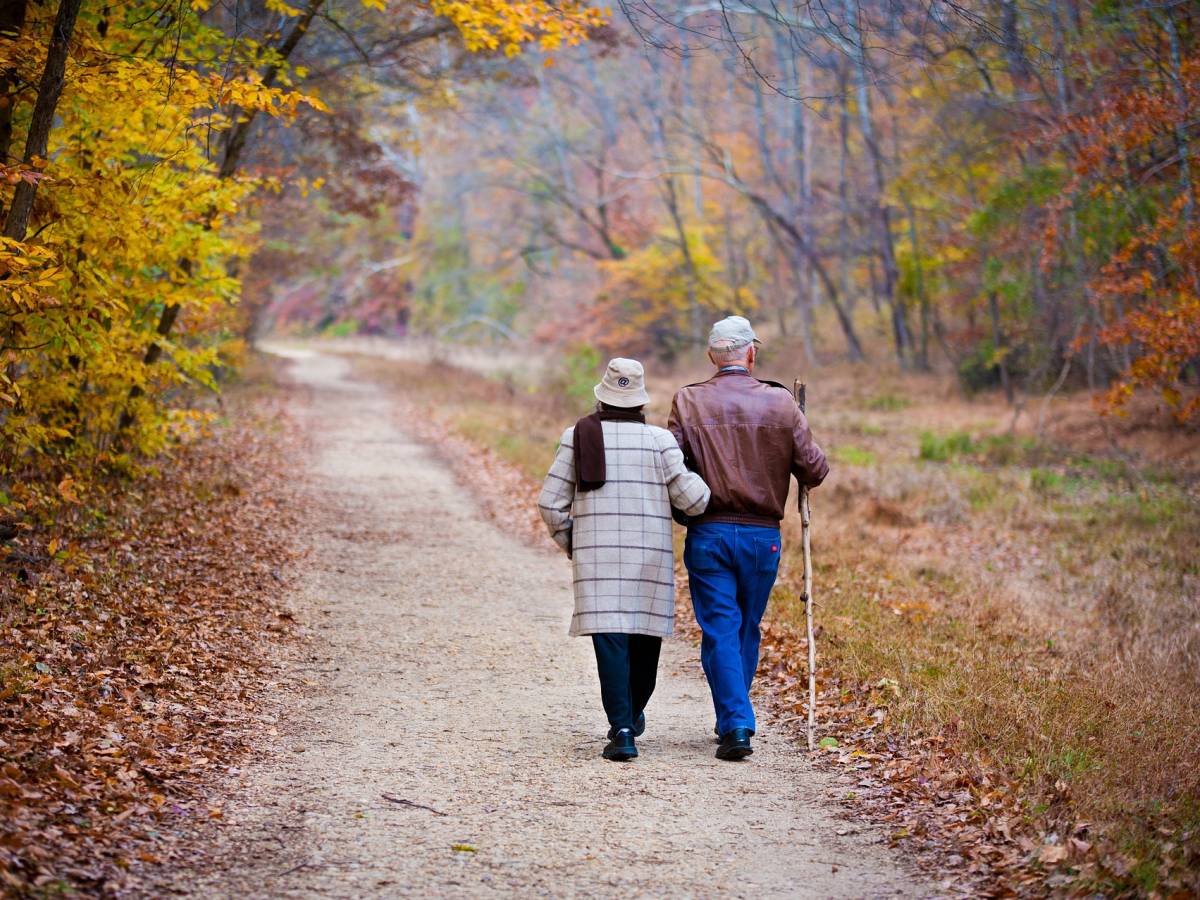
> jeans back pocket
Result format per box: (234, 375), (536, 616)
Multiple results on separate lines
(754, 537), (781, 574)
(685, 538), (724, 574)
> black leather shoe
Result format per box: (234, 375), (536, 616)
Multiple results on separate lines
(715, 727), (753, 760)
(608, 712), (646, 741)
(603, 728), (638, 761)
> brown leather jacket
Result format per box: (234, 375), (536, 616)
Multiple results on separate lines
(668, 370), (829, 528)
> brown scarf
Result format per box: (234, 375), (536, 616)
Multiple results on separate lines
(574, 406), (646, 492)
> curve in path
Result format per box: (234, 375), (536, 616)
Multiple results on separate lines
(154, 349), (928, 898)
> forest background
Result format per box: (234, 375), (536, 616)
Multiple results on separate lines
(1, 0), (1198, 893)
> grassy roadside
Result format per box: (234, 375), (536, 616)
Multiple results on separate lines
(349, 346), (1199, 896)
(795, 415), (1199, 894)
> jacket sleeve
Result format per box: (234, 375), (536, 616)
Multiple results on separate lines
(667, 392), (690, 464)
(658, 431), (710, 516)
(792, 405), (830, 488)
(537, 427), (575, 555)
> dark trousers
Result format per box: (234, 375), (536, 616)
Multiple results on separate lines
(591, 633), (662, 733)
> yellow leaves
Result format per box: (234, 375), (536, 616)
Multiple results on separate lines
(431, 0), (607, 57)
(0, 8), (322, 484)
(297, 176), (325, 197)
(360, 0), (387, 9)
(592, 226), (756, 357)
(303, 93), (331, 114)
(212, 75), (326, 121)
(0, 238), (64, 311)
(265, 0), (304, 13)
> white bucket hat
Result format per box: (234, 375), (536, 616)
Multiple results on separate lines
(594, 357), (650, 407)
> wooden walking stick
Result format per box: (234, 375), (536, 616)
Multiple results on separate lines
(794, 380), (817, 752)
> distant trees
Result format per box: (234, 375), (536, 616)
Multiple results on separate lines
(297, 0), (1192, 422)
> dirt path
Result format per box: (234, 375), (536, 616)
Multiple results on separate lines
(150, 349), (929, 898)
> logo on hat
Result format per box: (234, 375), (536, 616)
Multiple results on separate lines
(594, 358), (650, 408)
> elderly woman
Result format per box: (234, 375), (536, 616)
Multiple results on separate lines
(538, 358), (710, 761)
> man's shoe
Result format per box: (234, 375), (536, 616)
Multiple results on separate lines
(608, 712), (646, 741)
(603, 728), (638, 761)
(715, 727), (753, 761)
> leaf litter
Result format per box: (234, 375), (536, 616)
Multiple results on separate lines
(0, 382), (302, 894)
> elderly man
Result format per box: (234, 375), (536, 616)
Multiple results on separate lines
(539, 358), (710, 762)
(669, 317), (829, 760)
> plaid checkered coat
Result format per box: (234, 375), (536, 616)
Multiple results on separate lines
(538, 420), (710, 637)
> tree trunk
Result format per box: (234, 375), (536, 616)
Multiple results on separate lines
(903, 197), (931, 371)
(795, 57), (819, 364)
(750, 193), (865, 361)
(2, 0), (81, 241)
(1160, 10), (1194, 223)
(836, 64), (859, 314)
(0, 0), (29, 167)
(647, 52), (702, 341)
(220, 0), (325, 178)
(846, 0), (908, 365)
(999, 0), (1032, 90)
(677, 9), (704, 221)
(988, 287), (1014, 404)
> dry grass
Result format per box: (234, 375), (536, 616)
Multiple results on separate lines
(786, 358), (1200, 893)
(340, 342), (1200, 895)
(350, 354), (576, 482)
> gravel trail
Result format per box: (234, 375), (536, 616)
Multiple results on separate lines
(156, 348), (929, 898)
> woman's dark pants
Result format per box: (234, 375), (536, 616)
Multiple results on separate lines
(591, 633), (662, 733)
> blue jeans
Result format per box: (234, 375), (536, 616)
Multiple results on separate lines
(684, 522), (782, 735)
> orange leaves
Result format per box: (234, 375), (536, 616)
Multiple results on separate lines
(1077, 198), (1200, 422)
(0, 163), (48, 187)
(1095, 290), (1200, 422)
(55, 478), (79, 505)
(1042, 21), (1200, 424)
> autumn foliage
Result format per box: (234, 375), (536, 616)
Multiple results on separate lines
(1056, 49), (1200, 421)
(0, 3), (317, 519)
(0, 0), (609, 524)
